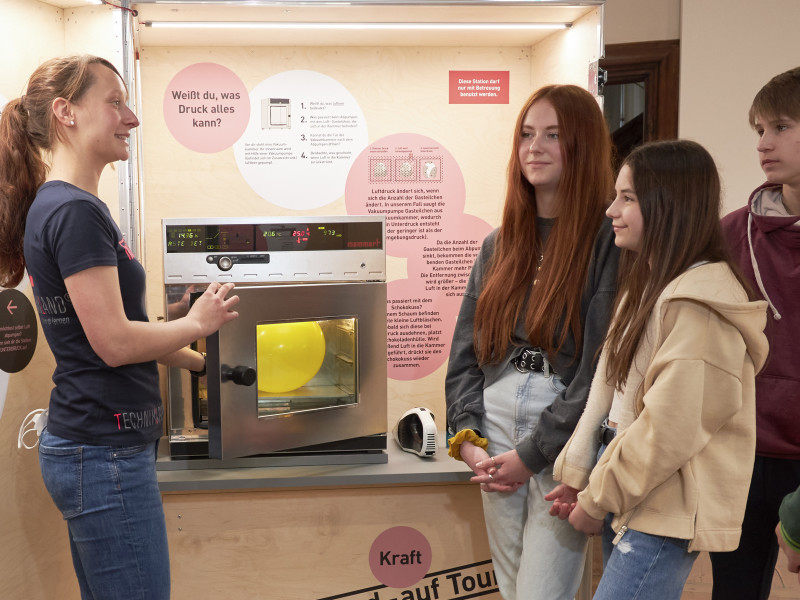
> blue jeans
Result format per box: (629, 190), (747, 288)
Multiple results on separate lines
(593, 444), (699, 600)
(481, 362), (588, 600)
(38, 429), (170, 600)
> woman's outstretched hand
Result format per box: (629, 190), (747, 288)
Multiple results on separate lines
(544, 483), (580, 519)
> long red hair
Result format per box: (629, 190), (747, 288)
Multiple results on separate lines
(474, 85), (613, 365)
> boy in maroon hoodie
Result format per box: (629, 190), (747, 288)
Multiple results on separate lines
(711, 66), (800, 599)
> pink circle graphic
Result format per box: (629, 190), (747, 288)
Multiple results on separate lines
(163, 63), (250, 153)
(369, 526), (432, 589)
(345, 133), (492, 381)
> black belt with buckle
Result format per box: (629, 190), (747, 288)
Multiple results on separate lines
(512, 347), (551, 374)
(598, 418), (617, 446)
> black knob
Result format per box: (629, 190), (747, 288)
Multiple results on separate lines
(221, 365), (256, 386)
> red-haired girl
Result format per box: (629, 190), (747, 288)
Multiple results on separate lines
(446, 84), (619, 599)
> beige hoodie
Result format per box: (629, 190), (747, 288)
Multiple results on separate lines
(554, 261), (769, 552)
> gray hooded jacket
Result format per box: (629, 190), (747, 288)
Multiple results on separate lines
(445, 218), (619, 473)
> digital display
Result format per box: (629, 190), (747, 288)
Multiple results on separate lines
(165, 221), (383, 253)
(166, 226), (205, 252)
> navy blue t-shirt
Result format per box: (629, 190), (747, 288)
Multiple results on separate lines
(24, 181), (162, 445)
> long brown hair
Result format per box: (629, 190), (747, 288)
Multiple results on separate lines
(0, 55), (121, 288)
(474, 85), (614, 365)
(604, 140), (752, 389)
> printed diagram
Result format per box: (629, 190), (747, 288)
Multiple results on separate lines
(397, 159), (416, 180)
(262, 97), (291, 129)
(372, 160), (389, 179)
(368, 156), (442, 183)
(422, 160), (439, 180)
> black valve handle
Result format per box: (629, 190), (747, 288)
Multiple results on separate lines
(221, 365), (257, 387)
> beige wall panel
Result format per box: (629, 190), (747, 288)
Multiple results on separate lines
(603, 0), (680, 45)
(163, 484), (498, 600)
(531, 7), (602, 90)
(0, 0), (64, 98)
(63, 4), (119, 58)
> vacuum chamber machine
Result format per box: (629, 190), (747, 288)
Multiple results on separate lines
(161, 215), (387, 466)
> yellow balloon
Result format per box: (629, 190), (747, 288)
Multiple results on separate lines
(256, 321), (326, 394)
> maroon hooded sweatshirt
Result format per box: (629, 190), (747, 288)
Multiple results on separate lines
(722, 182), (800, 459)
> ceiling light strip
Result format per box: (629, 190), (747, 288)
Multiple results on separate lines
(144, 21), (570, 30)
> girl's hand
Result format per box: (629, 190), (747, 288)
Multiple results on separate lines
(461, 442), (517, 493)
(471, 449), (530, 493)
(459, 440), (489, 474)
(544, 483), (579, 520)
(568, 502), (604, 536)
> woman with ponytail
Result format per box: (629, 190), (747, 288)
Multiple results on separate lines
(0, 55), (239, 599)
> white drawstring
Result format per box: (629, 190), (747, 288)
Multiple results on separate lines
(18, 408), (48, 450)
(747, 212), (782, 320)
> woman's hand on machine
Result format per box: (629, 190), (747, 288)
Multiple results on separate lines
(187, 282), (240, 336)
(472, 449), (530, 493)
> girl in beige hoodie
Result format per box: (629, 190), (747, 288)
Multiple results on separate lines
(546, 140), (769, 600)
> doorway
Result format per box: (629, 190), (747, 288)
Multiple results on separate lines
(600, 39), (680, 170)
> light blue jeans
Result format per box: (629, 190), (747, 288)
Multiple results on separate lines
(481, 362), (588, 600)
(594, 443), (699, 600)
(38, 428), (170, 600)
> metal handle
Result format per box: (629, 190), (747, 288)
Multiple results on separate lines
(221, 364), (257, 387)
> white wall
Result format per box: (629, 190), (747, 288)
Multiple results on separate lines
(0, 1), (120, 99)
(680, 0), (800, 214)
(603, 0), (680, 45)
